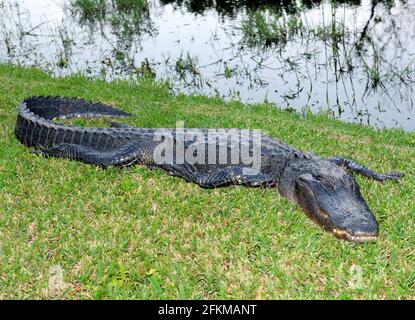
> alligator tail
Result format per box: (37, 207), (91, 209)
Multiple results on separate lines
(23, 96), (131, 120)
(15, 96), (132, 151)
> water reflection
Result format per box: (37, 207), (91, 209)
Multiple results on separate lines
(160, 0), (365, 15)
(69, 0), (157, 74)
(159, 0), (300, 16)
(0, 0), (414, 130)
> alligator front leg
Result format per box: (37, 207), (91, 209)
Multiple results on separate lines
(167, 164), (276, 188)
(34, 141), (156, 168)
(328, 157), (404, 182)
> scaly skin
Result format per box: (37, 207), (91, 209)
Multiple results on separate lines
(14, 96), (404, 242)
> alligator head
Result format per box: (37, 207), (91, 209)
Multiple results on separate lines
(279, 156), (379, 242)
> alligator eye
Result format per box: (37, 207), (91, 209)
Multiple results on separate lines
(315, 175), (328, 183)
(315, 175), (332, 188)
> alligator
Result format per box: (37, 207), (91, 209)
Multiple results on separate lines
(14, 96), (404, 243)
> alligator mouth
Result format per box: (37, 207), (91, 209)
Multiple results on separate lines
(331, 228), (378, 243)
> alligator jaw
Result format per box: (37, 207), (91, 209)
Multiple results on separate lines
(331, 229), (378, 243)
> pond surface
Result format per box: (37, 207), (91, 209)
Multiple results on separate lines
(1, 0), (414, 131)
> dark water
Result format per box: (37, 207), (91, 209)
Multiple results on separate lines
(1, 0), (414, 131)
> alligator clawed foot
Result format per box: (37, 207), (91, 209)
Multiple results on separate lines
(108, 121), (135, 129)
(377, 172), (405, 183)
(30, 149), (46, 156)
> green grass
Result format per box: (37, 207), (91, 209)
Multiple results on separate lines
(0, 64), (414, 299)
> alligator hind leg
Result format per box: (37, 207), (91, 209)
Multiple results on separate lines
(34, 141), (157, 168)
(329, 157), (404, 182)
